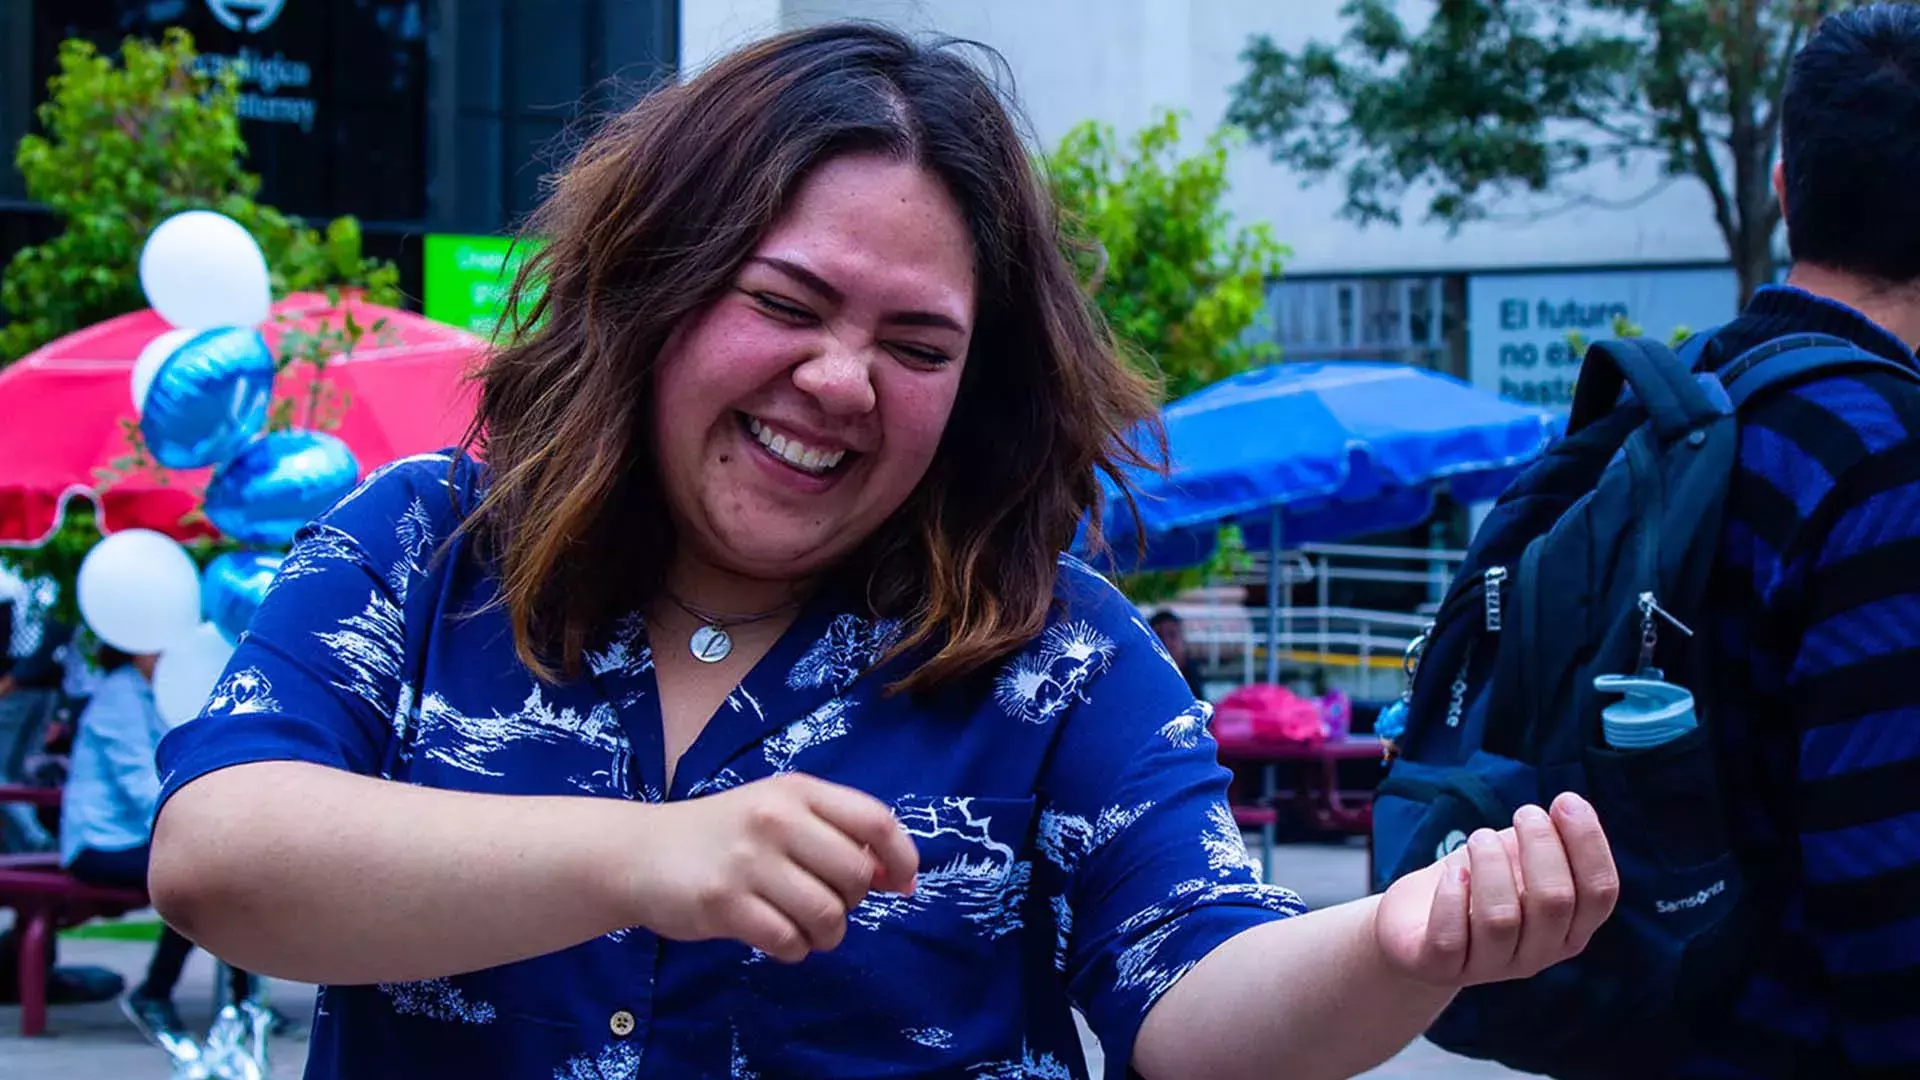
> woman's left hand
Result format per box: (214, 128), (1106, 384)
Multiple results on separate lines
(1373, 792), (1619, 988)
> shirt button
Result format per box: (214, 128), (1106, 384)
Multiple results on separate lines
(609, 1009), (636, 1038)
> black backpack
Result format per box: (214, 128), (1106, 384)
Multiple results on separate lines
(1370, 332), (1920, 1077)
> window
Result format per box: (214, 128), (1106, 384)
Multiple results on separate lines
(1267, 274), (1458, 368)
(438, 0), (676, 233)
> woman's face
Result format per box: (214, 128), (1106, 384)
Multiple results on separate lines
(653, 154), (977, 584)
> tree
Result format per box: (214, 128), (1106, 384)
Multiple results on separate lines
(1046, 110), (1289, 402)
(1227, 0), (1859, 303)
(1046, 111), (1282, 600)
(0, 28), (398, 364)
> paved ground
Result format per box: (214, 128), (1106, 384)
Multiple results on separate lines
(0, 839), (1532, 1079)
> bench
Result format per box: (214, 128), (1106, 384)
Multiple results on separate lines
(1217, 736), (1382, 888)
(0, 783), (150, 1036)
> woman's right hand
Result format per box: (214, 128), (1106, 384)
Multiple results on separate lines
(625, 773), (920, 963)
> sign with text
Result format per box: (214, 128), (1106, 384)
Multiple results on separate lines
(33, 0), (427, 222)
(1466, 268), (1740, 408)
(423, 234), (542, 339)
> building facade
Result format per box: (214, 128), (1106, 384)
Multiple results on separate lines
(0, 0), (679, 316)
(1, 0), (1768, 404)
(680, 0), (1763, 403)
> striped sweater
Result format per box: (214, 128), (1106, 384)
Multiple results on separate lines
(1686, 285), (1920, 1078)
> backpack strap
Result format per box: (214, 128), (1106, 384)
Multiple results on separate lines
(1717, 332), (1920, 409)
(1570, 337), (1724, 442)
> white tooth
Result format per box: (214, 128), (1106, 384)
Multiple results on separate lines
(800, 448), (824, 470)
(769, 434), (789, 456)
(824, 450), (845, 469)
(749, 417), (764, 436)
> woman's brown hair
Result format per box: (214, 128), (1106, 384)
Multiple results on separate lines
(461, 21), (1163, 694)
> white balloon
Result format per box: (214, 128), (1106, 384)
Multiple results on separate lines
(152, 622), (237, 728)
(138, 211), (272, 331)
(130, 328), (199, 413)
(75, 529), (203, 655)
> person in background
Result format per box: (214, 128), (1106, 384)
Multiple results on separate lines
(1149, 609), (1207, 700)
(1669, 6), (1920, 1076)
(0, 617), (82, 704)
(60, 644), (276, 1050)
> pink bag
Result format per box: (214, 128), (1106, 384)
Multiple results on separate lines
(1214, 684), (1328, 746)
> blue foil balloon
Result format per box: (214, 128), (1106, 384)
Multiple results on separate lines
(138, 327), (277, 470)
(203, 431), (361, 547)
(202, 551), (285, 645)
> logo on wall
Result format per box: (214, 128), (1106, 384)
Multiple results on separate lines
(205, 0), (287, 33)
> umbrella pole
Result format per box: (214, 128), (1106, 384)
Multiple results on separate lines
(1265, 507), (1282, 685)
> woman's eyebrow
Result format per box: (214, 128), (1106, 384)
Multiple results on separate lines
(749, 256), (966, 333)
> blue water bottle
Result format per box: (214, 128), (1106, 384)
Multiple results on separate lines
(1593, 674), (1697, 749)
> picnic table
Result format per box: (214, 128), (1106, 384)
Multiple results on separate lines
(0, 782), (150, 1035)
(1214, 734), (1384, 888)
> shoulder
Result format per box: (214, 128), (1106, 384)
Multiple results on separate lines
(275, 448), (481, 601)
(1729, 350), (1920, 538)
(1050, 552), (1166, 665)
(981, 554), (1191, 728)
(1052, 552), (1151, 633)
(319, 449), (479, 535)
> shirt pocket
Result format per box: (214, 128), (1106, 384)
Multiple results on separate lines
(737, 794), (1039, 1078)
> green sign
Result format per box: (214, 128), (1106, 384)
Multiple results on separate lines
(423, 233), (540, 338)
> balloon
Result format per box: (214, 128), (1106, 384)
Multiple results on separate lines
(203, 551), (284, 645)
(75, 529), (202, 655)
(152, 622), (237, 728)
(204, 431), (361, 546)
(139, 211), (271, 331)
(138, 327), (278, 469)
(131, 328), (197, 413)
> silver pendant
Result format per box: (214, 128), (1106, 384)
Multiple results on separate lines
(689, 624), (733, 663)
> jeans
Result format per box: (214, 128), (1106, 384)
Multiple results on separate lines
(68, 843), (252, 1004)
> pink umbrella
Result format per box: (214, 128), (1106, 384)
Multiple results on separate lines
(0, 293), (487, 545)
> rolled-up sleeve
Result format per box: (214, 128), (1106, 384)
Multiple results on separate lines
(155, 453), (459, 811)
(1040, 561), (1306, 1077)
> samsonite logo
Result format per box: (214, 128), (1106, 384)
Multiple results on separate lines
(1655, 878), (1726, 914)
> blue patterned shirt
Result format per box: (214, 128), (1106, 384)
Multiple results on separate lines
(154, 452), (1305, 1080)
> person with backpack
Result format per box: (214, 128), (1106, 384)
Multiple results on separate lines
(1374, 7), (1920, 1078)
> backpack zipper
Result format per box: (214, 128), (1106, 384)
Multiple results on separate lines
(1636, 591), (1694, 675)
(1392, 563), (1510, 734)
(1484, 566), (1508, 632)
(1403, 563), (1508, 693)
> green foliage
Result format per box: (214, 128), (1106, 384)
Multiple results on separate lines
(1117, 525), (1257, 606)
(0, 29), (399, 365)
(270, 295), (394, 434)
(1566, 314), (1695, 356)
(1227, 1), (1857, 301)
(1046, 112), (1286, 601)
(1046, 110), (1290, 402)
(2, 504), (99, 629)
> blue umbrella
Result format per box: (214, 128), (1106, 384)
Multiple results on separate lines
(1080, 360), (1560, 681)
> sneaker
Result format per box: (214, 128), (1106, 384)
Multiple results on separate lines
(239, 996), (295, 1037)
(230, 972), (295, 1036)
(120, 990), (200, 1061)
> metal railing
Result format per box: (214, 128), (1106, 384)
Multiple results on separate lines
(1156, 543), (1469, 700)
